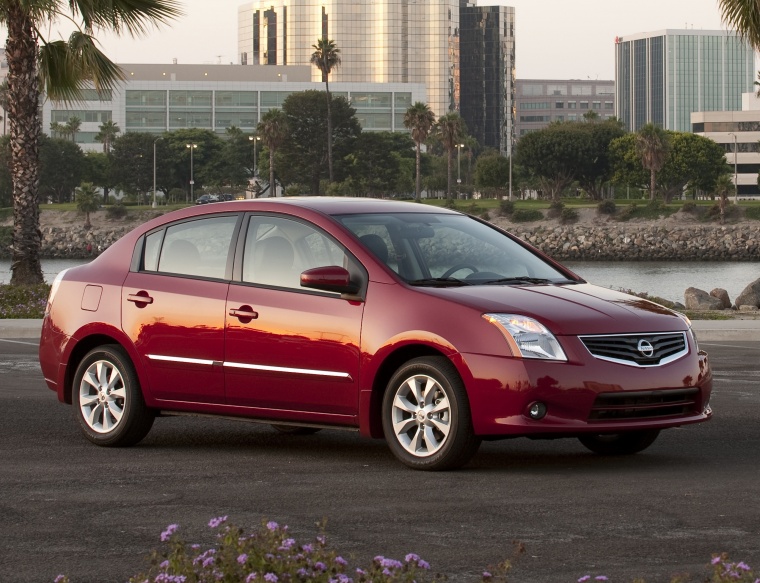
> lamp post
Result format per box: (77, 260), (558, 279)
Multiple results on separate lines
(456, 143), (464, 199)
(152, 137), (163, 208)
(186, 143), (197, 202)
(728, 132), (738, 203)
(248, 135), (260, 176)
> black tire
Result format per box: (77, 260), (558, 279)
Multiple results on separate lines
(578, 429), (660, 455)
(72, 345), (155, 447)
(271, 425), (322, 435)
(382, 356), (481, 471)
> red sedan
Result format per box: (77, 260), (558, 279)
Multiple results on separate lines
(39, 198), (712, 470)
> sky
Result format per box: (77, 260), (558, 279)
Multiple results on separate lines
(3, 0), (736, 80)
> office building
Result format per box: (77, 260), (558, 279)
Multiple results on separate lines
(40, 63), (426, 152)
(237, 0), (516, 154)
(615, 29), (755, 132)
(692, 92), (760, 197)
(515, 79), (615, 137)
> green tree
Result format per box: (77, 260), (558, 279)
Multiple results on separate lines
(434, 112), (467, 200)
(1, 0), (181, 284)
(573, 119), (627, 200)
(257, 109), (289, 197)
(110, 132), (162, 201)
(715, 173), (734, 224)
(82, 151), (115, 203)
(95, 120), (120, 153)
(513, 123), (579, 200)
(278, 91), (360, 194)
(404, 101), (436, 201)
(474, 152), (510, 197)
(39, 136), (86, 203)
(310, 38), (341, 183)
(75, 181), (99, 228)
(635, 123), (670, 200)
(345, 131), (415, 197)
(161, 129), (225, 197)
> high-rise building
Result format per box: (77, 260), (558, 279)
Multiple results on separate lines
(615, 29), (755, 133)
(237, 0), (515, 154)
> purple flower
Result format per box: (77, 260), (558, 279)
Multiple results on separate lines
(160, 524), (179, 541)
(238, 553), (249, 565)
(405, 553), (420, 563)
(279, 538), (296, 550)
(246, 575), (258, 583)
(382, 568), (391, 577)
(315, 561), (327, 572)
(208, 515), (228, 528)
(54, 577), (67, 583)
(737, 562), (751, 571)
(267, 521), (279, 531)
(482, 571), (493, 579)
(297, 568), (309, 577)
(418, 559), (430, 570)
(380, 558), (403, 570)
(712, 557), (723, 565)
(302, 544), (313, 553)
(355, 569), (367, 576)
(160, 560), (170, 569)
(335, 556), (348, 566)
(264, 574), (278, 583)
(595, 578), (609, 582)
(317, 534), (326, 544)
(578, 577), (591, 583)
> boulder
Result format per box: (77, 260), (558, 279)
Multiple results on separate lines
(709, 288), (732, 309)
(734, 278), (760, 309)
(684, 287), (725, 311)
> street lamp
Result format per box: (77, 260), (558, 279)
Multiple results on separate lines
(456, 143), (464, 199)
(152, 137), (163, 208)
(248, 135), (261, 177)
(728, 132), (738, 203)
(186, 143), (198, 202)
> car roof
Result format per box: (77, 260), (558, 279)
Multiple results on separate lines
(221, 197), (461, 216)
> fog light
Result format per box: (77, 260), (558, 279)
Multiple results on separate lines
(527, 401), (547, 420)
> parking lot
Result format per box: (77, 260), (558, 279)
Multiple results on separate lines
(0, 337), (758, 583)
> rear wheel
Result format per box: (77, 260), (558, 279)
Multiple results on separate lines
(382, 356), (480, 471)
(73, 345), (154, 447)
(578, 430), (660, 455)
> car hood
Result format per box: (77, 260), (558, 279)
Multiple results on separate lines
(420, 283), (687, 336)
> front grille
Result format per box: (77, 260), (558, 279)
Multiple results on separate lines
(588, 388), (701, 422)
(579, 332), (688, 367)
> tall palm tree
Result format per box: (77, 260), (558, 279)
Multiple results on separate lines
(719, 0), (760, 50)
(257, 109), (289, 197)
(95, 120), (121, 153)
(435, 112), (467, 200)
(64, 116), (81, 143)
(1, 0), (182, 285)
(404, 102), (436, 202)
(310, 38), (341, 184)
(635, 123), (670, 201)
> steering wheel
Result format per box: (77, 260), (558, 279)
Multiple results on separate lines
(441, 263), (479, 278)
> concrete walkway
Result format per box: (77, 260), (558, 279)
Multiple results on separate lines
(1, 318), (758, 342)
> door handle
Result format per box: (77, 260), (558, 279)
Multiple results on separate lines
(127, 292), (154, 305)
(229, 306), (258, 321)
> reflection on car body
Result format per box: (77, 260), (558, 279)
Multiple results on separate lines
(38, 198), (712, 470)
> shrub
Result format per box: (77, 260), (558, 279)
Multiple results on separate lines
(559, 207), (579, 224)
(597, 200), (617, 216)
(681, 201), (698, 214)
(745, 206), (760, 221)
(499, 199), (515, 216)
(547, 200), (564, 219)
(106, 203), (128, 220)
(0, 284), (50, 318)
(511, 208), (544, 222)
(444, 197), (458, 209)
(616, 203), (638, 222)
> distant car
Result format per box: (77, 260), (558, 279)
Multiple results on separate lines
(38, 198), (712, 470)
(219, 194), (235, 202)
(195, 194), (215, 205)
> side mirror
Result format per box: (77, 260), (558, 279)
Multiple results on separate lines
(300, 266), (359, 295)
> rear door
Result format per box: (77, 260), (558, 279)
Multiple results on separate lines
(122, 214), (240, 404)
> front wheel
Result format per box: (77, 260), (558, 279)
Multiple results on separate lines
(382, 356), (481, 471)
(73, 345), (154, 447)
(578, 430), (660, 455)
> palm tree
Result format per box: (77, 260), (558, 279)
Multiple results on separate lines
(95, 120), (120, 153)
(49, 121), (65, 139)
(64, 116), (81, 143)
(719, 0), (760, 50)
(310, 38), (341, 184)
(715, 173), (734, 225)
(1, 0), (182, 285)
(75, 181), (99, 228)
(435, 112), (467, 200)
(257, 109), (289, 197)
(404, 102), (436, 202)
(635, 123), (670, 201)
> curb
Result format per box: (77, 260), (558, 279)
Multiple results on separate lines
(1, 319), (758, 342)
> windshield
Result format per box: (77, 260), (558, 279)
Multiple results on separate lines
(337, 212), (580, 286)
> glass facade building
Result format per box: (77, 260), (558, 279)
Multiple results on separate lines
(237, 0), (516, 154)
(615, 29), (755, 132)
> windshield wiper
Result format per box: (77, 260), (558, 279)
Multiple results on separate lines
(407, 277), (472, 287)
(482, 276), (555, 285)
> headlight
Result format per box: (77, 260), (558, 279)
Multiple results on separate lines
(483, 314), (567, 361)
